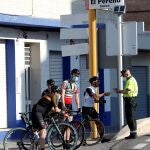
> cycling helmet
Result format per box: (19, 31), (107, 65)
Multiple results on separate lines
(71, 68), (80, 75)
(89, 76), (99, 84)
(47, 79), (55, 86)
(51, 85), (61, 93)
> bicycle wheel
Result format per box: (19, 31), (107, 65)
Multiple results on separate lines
(82, 119), (105, 146)
(21, 130), (37, 150)
(3, 127), (27, 150)
(70, 120), (84, 149)
(47, 122), (78, 150)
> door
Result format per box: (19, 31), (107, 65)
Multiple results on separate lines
(132, 66), (149, 119)
(49, 51), (63, 86)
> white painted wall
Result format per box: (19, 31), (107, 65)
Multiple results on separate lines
(40, 40), (50, 94)
(0, 40), (7, 128)
(0, 27), (59, 117)
(15, 40), (26, 120)
(47, 32), (62, 50)
(33, 0), (72, 19)
(0, 0), (32, 16)
(0, 0), (74, 19)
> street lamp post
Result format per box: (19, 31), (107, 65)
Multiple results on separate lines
(114, 5), (126, 129)
(117, 14), (124, 128)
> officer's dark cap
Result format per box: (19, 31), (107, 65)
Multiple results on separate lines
(121, 68), (130, 76)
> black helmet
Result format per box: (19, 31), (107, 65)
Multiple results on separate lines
(71, 68), (80, 75)
(47, 79), (55, 86)
(89, 76), (99, 84)
(51, 85), (60, 93)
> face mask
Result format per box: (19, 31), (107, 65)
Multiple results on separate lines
(123, 78), (126, 81)
(72, 76), (79, 82)
(93, 81), (99, 87)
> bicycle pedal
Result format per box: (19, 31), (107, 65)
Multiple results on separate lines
(82, 141), (86, 146)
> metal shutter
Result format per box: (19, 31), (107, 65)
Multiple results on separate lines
(80, 55), (89, 106)
(132, 66), (148, 119)
(0, 41), (7, 128)
(49, 51), (63, 87)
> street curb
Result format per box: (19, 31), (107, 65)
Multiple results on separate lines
(113, 117), (150, 140)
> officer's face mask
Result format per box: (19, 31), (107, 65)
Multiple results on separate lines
(93, 80), (99, 87)
(123, 78), (126, 81)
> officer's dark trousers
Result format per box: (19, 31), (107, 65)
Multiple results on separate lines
(124, 97), (137, 133)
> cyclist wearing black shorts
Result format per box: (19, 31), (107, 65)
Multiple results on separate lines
(82, 76), (110, 119)
(32, 85), (61, 150)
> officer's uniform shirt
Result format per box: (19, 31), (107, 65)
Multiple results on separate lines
(123, 76), (138, 98)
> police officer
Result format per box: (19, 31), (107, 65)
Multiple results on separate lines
(114, 68), (138, 139)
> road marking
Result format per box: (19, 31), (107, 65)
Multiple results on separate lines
(145, 139), (150, 142)
(132, 143), (148, 149)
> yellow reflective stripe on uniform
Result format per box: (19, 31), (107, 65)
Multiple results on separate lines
(123, 76), (138, 97)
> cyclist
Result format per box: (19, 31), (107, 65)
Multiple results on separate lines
(82, 76), (110, 119)
(41, 79), (55, 97)
(31, 85), (61, 150)
(61, 68), (81, 148)
(61, 68), (81, 114)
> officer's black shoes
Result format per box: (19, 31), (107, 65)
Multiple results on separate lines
(125, 134), (137, 139)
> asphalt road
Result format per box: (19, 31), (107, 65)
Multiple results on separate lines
(1, 135), (150, 150)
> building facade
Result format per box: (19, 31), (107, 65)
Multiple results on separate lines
(0, 0), (74, 138)
(0, 0), (150, 139)
(124, 0), (150, 30)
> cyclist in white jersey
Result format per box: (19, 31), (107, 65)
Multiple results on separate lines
(82, 76), (110, 119)
(61, 68), (81, 148)
(61, 68), (80, 112)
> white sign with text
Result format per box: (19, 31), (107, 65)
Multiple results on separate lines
(89, 0), (124, 9)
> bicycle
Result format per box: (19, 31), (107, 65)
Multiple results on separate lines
(66, 109), (105, 148)
(44, 111), (78, 150)
(3, 111), (78, 150)
(3, 112), (37, 150)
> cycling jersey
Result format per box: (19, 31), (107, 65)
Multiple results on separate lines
(61, 80), (79, 104)
(82, 86), (98, 119)
(83, 86), (96, 107)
